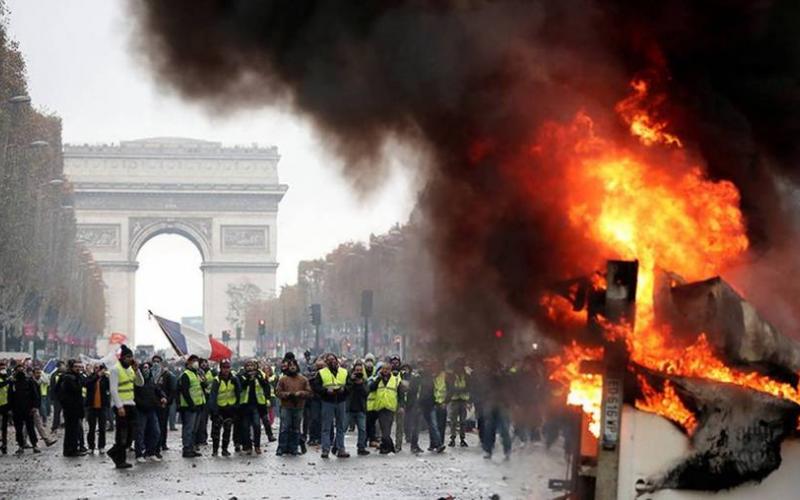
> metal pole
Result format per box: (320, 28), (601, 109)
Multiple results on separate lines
(236, 324), (242, 359)
(314, 323), (320, 353)
(363, 316), (369, 356)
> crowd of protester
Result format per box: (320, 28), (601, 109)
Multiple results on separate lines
(0, 344), (567, 469)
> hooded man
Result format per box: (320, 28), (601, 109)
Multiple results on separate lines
(107, 344), (144, 468)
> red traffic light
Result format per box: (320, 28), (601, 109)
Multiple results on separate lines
(494, 329), (504, 339)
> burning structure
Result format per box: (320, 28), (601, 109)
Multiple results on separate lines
(130, 1), (800, 497)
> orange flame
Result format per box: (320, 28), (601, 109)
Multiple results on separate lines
(538, 76), (785, 437)
(636, 375), (697, 434)
(616, 78), (682, 147)
(546, 342), (603, 436)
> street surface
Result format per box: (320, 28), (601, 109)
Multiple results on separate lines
(0, 429), (565, 499)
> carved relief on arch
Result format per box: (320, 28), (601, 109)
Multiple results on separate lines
(128, 217), (212, 261)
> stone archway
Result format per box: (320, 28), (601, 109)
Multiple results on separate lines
(64, 137), (287, 348)
(129, 217), (212, 262)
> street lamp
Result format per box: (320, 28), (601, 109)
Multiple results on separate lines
(7, 95), (31, 105)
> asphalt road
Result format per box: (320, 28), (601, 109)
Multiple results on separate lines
(0, 424), (566, 499)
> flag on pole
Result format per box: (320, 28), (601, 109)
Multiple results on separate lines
(42, 358), (58, 374)
(150, 311), (232, 361)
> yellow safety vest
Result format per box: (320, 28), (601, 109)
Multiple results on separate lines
(434, 372), (447, 405)
(240, 375), (268, 405)
(216, 377), (237, 407)
(117, 362), (135, 402)
(366, 370), (377, 411)
(39, 380), (48, 397)
(0, 378), (8, 406)
(319, 367), (348, 391)
(451, 374), (470, 401)
(374, 375), (400, 412)
(180, 370), (206, 408)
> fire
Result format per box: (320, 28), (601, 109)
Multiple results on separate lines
(636, 375), (697, 434)
(546, 342), (603, 436)
(536, 75), (800, 437)
(616, 78), (682, 147)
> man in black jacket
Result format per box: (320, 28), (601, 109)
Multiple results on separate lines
(345, 359), (369, 456)
(10, 363), (40, 455)
(153, 355), (176, 451)
(59, 359), (86, 457)
(134, 361), (166, 462)
(84, 364), (110, 454)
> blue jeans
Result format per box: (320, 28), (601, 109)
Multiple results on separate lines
(481, 406), (511, 456)
(168, 401), (177, 429)
(135, 408), (161, 457)
(320, 401), (346, 453)
(180, 409), (198, 452)
(422, 406), (443, 449)
(278, 407), (303, 454)
(346, 411), (367, 450)
(239, 405), (261, 450)
(40, 395), (49, 421)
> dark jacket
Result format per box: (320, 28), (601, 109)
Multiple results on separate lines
(208, 374), (241, 413)
(135, 373), (166, 411)
(404, 371), (421, 408)
(416, 371), (436, 409)
(346, 376), (369, 413)
(10, 373), (40, 413)
(237, 371), (271, 407)
(314, 367), (349, 404)
(157, 369), (178, 404)
(83, 373), (110, 409)
(57, 372), (84, 417)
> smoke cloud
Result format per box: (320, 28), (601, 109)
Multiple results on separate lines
(131, 0), (800, 353)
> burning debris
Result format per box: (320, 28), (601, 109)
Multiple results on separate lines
(636, 371), (800, 493)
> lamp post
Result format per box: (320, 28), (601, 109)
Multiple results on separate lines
(2, 95), (31, 164)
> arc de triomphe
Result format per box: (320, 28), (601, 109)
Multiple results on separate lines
(64, 137), (287, 347)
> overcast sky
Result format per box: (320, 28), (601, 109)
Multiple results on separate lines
(6, 0), (417, 348)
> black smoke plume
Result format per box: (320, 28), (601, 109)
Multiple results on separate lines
(131, 0), (800, 352)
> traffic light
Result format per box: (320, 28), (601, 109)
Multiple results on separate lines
(258, 319), (266, 337)
(310, 304), (322, 326)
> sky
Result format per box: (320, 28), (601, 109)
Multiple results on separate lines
(6, 0), (417, 348)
